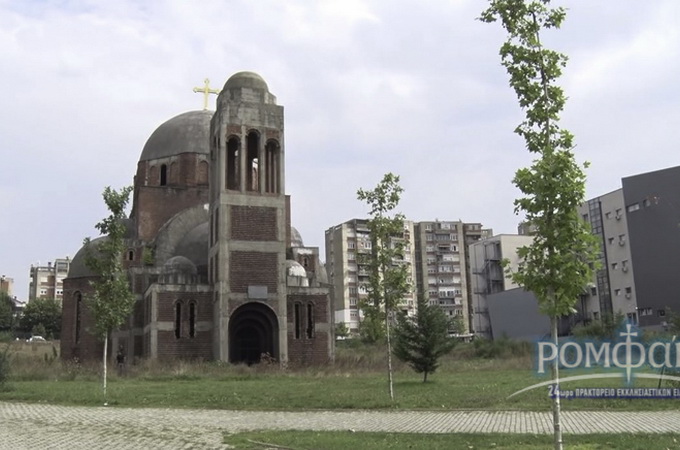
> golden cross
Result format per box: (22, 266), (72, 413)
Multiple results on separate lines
(193, 78), (221, 110)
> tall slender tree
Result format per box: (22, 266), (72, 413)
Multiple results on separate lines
(480, 1), (599, 448)
(357, 173), (411, 401)
(84, 186), (135, 403)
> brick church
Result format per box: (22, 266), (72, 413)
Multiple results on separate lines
(61, 72), (333, 365)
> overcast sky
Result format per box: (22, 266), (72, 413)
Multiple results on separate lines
(1, 0), (679, 301)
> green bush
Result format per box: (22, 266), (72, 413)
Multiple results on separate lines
(0, 346), (10, 388)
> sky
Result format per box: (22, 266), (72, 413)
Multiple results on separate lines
(1, 0), (679, 301)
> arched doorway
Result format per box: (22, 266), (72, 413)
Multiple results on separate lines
(229, 302), (278, 364)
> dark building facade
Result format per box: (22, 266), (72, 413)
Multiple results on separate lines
(622, 165), (680, 329)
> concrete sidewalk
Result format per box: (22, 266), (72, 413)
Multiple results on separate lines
(2, 402), (680, 449)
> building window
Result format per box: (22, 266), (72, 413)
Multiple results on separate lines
(590, 287), (597, 296)
(615, 289), (621, 296)
(128, 250), (134, 261)
(611, 262), (618, 270)
(306, 303), (314, 338)
(174, 302), (182, 339)
(246, 131), (259, 192)
(265, 139), (280, 193)
(160, 164), (167, 186)
(294, 303), (301, 339)
(627, 203), (640, 212)
(75, 292), (82, 344)
(347, 252), (355, 261)
(226, 136), (240, 190)
(347, 241), (355, 249)
(189, 302), (196, 338)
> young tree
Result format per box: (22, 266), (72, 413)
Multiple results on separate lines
(84, 186), (135, 402)
(394, 294), (456, 382)
(480, 2), (599, 448)
(357, 173), (411, 401)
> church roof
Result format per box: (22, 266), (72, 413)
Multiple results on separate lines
(139, 110), (213, 162)
(67, 236), (107, 279)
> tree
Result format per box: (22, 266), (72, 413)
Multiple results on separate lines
(480, 2), (599, 448)
(357, 173), (411, 401)
(394, 294), (456, 382)
(20, 297), (62, 339)
(84, 186), (135, 402)
(334, 321), (350, 340)
(0, 292), (13, 331)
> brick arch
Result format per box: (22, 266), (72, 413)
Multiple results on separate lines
(228, 302), (279, 364)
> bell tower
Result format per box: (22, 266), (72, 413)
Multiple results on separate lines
(208, 72), (287, 363)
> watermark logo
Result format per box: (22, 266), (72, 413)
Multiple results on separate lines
(509, 324), (680, 399)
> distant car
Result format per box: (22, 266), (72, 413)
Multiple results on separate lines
(27, 336), (46, 342)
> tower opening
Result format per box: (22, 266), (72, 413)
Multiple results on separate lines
(226, 137), (240, 190)
(265, 140), (280, 194)
(246, 131), (259, 192)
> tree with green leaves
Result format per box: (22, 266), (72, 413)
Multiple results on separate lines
(357, 173), (411, 401)
(20, 297), (62, 339)
(480, 1), (599, 448)
(84, 186), (135, 402)
(0, 292), (14, 332)
(394, 294), (456, 382)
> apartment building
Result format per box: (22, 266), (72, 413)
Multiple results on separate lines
(28, 257), (70, 303)
(325, 219), (417, 333)
(0, 275), (13, 296)
(326, 218), (489, 334)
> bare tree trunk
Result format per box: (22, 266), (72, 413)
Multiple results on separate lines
(385, 310), (394, 401)
(103, 333), (108, 405)
(551, 315), (562, 450)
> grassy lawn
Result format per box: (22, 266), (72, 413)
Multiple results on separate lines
(223, 431), (680, 449)
(1, 340), (679, 411)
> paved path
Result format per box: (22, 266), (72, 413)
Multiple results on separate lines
(2, 402), (680, 449)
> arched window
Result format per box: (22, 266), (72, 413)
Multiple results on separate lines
(127, 250), (134, 261)
(160, 164), (167, 186)
(294, 303), (301, 339)
(306, 303), (315, 339)
(226, 137), (240, 190)
(75, 292), (82, 344)
(174, 301), (182, 339)
(265, 140), (280, 194)
(246, 131), (259, 192)
(198, 160), (209, 185)
(189, 301), (197, 338)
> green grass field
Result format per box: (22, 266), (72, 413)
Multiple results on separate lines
(1, 340), (678, 411)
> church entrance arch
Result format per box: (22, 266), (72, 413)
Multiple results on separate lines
(229, 302), (279, 364)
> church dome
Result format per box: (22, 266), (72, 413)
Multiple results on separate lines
(224, 71), (269, 92)
(162, 256), (197, 275)
(290, 227), (304, 247)
(139, 110), (213, 162)
(286, 260), (307, 278)
(68, 237), (108, 279)
(175, 222), (209, 268)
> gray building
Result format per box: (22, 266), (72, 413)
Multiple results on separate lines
(622, 165), (680, 329)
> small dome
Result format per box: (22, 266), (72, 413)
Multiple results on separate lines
(139, 110), (213, 162)
(162, 256), (197, 275)
(68, 237), (108, 279)
(224, 71), (269, 92)
(286, 260), (307, 278)
(175, 222), (209, 268)
(291, 227), (304, 247)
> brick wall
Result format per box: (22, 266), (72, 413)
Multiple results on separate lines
(286, 294), (331, 365)
(230, 205), (277, 241)
(229, 251), (278, 293)
(134, 186), (208, 241)
(154, 291), (213, 359)
(61, 277), (104, 361)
